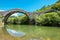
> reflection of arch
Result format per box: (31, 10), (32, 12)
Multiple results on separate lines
(4, 9), (29, 24)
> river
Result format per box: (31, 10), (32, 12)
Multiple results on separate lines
(0, 25), (60, 40)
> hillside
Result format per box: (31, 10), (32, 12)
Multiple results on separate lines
(34, 1), (60, 26)
(36, 1), (60, 12)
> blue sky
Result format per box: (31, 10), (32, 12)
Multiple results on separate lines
(0, 0), (58, 12)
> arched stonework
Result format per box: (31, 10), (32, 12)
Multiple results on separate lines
(3, 9), (30, 25)
(0, 8), (57, 25)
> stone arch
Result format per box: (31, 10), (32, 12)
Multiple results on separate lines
(3, 9), (29, 25)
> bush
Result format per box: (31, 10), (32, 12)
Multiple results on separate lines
(35, 12), (60, 26)
(7, 15), (29, 24)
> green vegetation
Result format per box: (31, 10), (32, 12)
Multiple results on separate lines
(36, 1), (60, 12)
(7, 1), (60, 26)
(7, 14), (29, 25)
(35, 1), (60, 26)
(0, 1), (60, 40)
(35, 12), (60, 26)
(0, 14), (3, 18)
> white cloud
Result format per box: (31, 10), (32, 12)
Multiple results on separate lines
(11, 13), (18, 16)
(0, 10), (22, 16)
(0, 10), (5, 12)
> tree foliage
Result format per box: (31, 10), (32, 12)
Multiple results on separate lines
(35, 12), (60, 26)
(51, 2), (60, 10)
(7, 1), (60, 26)
(7, 15), (29, 24)
(34, 1), (60, 26)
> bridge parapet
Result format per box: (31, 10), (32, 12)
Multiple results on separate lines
(1, 9), (34, 25)
(35, 9), (58, 16)
(0, 8), (58, 25)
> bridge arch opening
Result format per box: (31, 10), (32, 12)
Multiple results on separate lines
(4, 9), (29, 25)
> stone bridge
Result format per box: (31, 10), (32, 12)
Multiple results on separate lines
(0, 8), (57, 25)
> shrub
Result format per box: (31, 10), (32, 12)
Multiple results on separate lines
(35, 12), (60, 26)
(7, 15), (29, 24)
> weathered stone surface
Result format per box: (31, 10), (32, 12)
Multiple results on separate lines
(0, 8), (57, 25)
(0, 9), (34, 25)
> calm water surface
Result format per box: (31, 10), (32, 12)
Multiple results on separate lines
(0, 25), (60, 40)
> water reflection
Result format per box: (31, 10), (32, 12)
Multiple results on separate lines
(6, 29), (26, 37)
(5, 25), (41, 37)
(1, 25), (60, 40)
(5, 25), (26, 37)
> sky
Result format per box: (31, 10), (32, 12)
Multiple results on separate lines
(0, 0), (58, 12)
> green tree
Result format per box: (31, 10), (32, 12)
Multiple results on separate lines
(35, 12), (60, 26)
(51, 2), (60, 10)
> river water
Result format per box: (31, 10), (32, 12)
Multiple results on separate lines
(0, 25), (60, 40)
